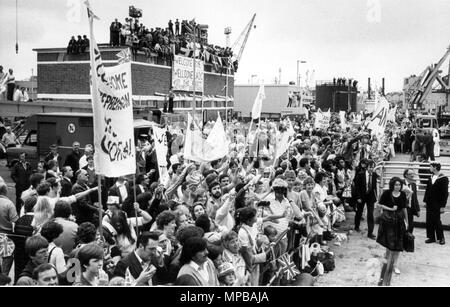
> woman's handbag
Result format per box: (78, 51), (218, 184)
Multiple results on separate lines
(403, 232), (415, 253)
(374, 203), (382, 224)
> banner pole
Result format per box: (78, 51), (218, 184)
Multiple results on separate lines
(133, 174), (139, 237)
(97, 175), (103, 240)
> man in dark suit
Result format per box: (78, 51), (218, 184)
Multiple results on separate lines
(353, 159), (379, 239)
(423, 162), (448, 245)
(403, 169), (420, 234)
(64, 142), (81, 174)
(60, 166), (74, 197)
(11, 152), (33, 213)
(71, 169), (100, 225)
(113, 232), (169, 285)
(110, 18), (122, 46)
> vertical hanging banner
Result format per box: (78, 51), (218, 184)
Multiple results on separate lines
(152, 126), (170, 185)
(87, 2), (136, 177)
(172, 55), (204, 92)
(367, 96), (389, 137)
(251, 84), (266, 120)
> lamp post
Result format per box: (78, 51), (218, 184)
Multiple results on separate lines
(297, 60), (306, 87)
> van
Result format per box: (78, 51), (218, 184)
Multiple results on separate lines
(6, 112), (155, 169)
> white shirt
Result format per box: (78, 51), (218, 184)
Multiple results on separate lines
(48, 242), (66, 274)
(264, 194), (292, 234)
(189, 261), (209, 283)
(432, 175), (438, 185)
(79, 155), (88, 169)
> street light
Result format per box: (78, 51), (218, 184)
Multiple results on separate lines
(297, 60), (306, 87)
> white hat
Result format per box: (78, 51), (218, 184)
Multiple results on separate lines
(169, 155), (180, 165)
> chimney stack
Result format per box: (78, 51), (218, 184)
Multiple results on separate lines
(382, 78), (385, 96)
(368, 78), (371, 99)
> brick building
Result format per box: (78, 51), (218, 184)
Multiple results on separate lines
(33, 44), (235, 121)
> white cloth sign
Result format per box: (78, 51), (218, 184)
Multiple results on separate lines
(152, 126), (170, 185)
(89, 10), (136, 177)
(314, 110), (331, 130)
(172, 55), (204, 92)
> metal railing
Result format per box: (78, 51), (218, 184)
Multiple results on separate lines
(376, 161), (450, 193)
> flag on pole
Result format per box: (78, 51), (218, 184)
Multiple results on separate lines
(277, 253), (300, 281)
(116, 48), (132, 65)
(387, 106), (397, 122)
(251, 84), (265, 120)
(367, 96), (389, 137)
(87, 0), (136, 177)
(274, 118), (295, 163)
(204, 113), (229, 161)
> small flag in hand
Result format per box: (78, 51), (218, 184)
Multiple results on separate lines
(116, 48), (132, 64)
(277, 253), (300, 281)
(0, 234), (15, 257)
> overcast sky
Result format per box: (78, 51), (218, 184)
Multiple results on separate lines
(1, 0), (449, 92)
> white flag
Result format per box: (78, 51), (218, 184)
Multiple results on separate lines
(274, 118), (295, 163)
(204, 113), (229, 161)
(184, 113), (208, 163)
(152, 126), (170, 185)
(367, 96), (389, 137)
(339, 111), (347, 130)
(88, 3), (135, 177)
(251, 84), (265, 120)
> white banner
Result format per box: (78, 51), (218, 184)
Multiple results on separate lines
(314, 111), (331, 130)
(172, 55), (204, 92)
(152, 126), (170, 185)
(89, 9), (136, 177)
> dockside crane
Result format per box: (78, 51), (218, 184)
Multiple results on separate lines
(229, 13), (257, 72)
(406, 45), (450, 110)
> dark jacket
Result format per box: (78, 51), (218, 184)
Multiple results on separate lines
(11, 162), (32, 192)
(353, 170), (378, 203)
(64, 150), (81, 173)
(108, 184), (130, 205)
(113, 251), (169, 285)
(424, 173), (449, 210)
(60, 177), (73, 197)
(71, 183), (98, 225)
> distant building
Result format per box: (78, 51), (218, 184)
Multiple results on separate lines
(234, 84), (313, 120)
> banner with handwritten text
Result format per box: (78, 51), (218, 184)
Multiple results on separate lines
(89, 22), (136, 177)
(172, 55), (204, 92)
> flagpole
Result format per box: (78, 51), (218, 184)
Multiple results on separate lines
(97, 175), (103, 239)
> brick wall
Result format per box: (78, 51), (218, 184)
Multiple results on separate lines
(38, 62), (234, 97)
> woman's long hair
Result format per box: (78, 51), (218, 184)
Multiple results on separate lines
(34, 197), (54, 229)
(110, 211), (135, 244)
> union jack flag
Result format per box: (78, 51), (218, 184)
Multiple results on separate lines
(0, 234), (15, 258)
(116, 48), (132, 65)
(277, 253), (300, 281)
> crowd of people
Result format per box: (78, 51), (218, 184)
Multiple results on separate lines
(0, 109), (448, 286)
(108, 15), (236, 72)
(67, 35), (90, 55)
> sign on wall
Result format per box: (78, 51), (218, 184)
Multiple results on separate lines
(172, 55), (204, 93)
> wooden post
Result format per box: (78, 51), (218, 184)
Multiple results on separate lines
(133, 174), (139, 237)
(97, 175), (103, 240)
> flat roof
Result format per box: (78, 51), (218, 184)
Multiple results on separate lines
(36, 112), (93, 117)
